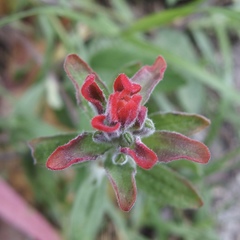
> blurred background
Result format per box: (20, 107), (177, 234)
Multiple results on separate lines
(0, 0), (240, 239)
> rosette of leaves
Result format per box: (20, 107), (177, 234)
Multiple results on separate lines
(29, 54), (210, 211)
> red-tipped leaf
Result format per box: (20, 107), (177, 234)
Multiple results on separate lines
(142, 131), (210, 164)
(131, 56), (167, 104)
(64, 54), (108, 104)
(150, 112), (210, 136)
(104, 156), (137, 211)
(28, 133), (78, 165)
(46, 132), (111, 170)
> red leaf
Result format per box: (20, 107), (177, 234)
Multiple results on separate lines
(46, 133), (111, 170)
(121, 138), (158, 169)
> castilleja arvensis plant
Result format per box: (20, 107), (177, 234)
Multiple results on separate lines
(29, 54), (210, 211)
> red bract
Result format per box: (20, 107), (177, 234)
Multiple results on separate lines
(85, 73), (159, 170)
(81, 74), (106, 114)
(121, 138), (158, 170)
(29, 54), (211, 212)
(91, 74), (143, 132)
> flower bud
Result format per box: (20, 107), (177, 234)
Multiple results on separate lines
(120, 132), (134, 147)
(93, 131), (109, 143)
(113, 153), (128, 165)
(133, 118), (155, 137)
(145, 118), (155, 130)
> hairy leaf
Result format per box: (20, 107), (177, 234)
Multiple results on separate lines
(104, 156), (137, 211)
(64, 54), (108, 104)
(150, 112), (210, 135)
(131, 56), (167, 105)
(47, 133), (112, 170)
(142, 131), (210, 164)
(29, 132), (111, 170)
(28, 133), (77, 164)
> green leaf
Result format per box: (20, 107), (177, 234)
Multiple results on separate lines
(105, 200), (130, 239)
(207, 7), (240, 22)
(13, 83), (45, 116)
(29, 132), (112, 169)
(69, 176), (107, 240)
(104, 155), (137, 211)
(136, 164), (203, 208)
(121, 2), (200, 35)
(142, 131), (210, 164)
(0, 6), (119, 36)
(28, 133), (78, 165)
(177, 81), (205, 112)
(150, 112), (210, 136)
(64, 54), (109, 105)
(155, 29), (197, 62)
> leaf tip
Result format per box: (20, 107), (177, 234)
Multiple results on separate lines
(63, 53), (79, 68)
(106, 168), (137, 212)
(46, 153), (67, 171)
(155, 55), (167, 75)
(194, 141), (211, 164)
(201, 145), (211, 164)
(195, 114), (211, 133)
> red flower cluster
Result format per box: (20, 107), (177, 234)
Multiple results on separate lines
(81, 71), (160, 169)
(90, 74), (142, 132)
